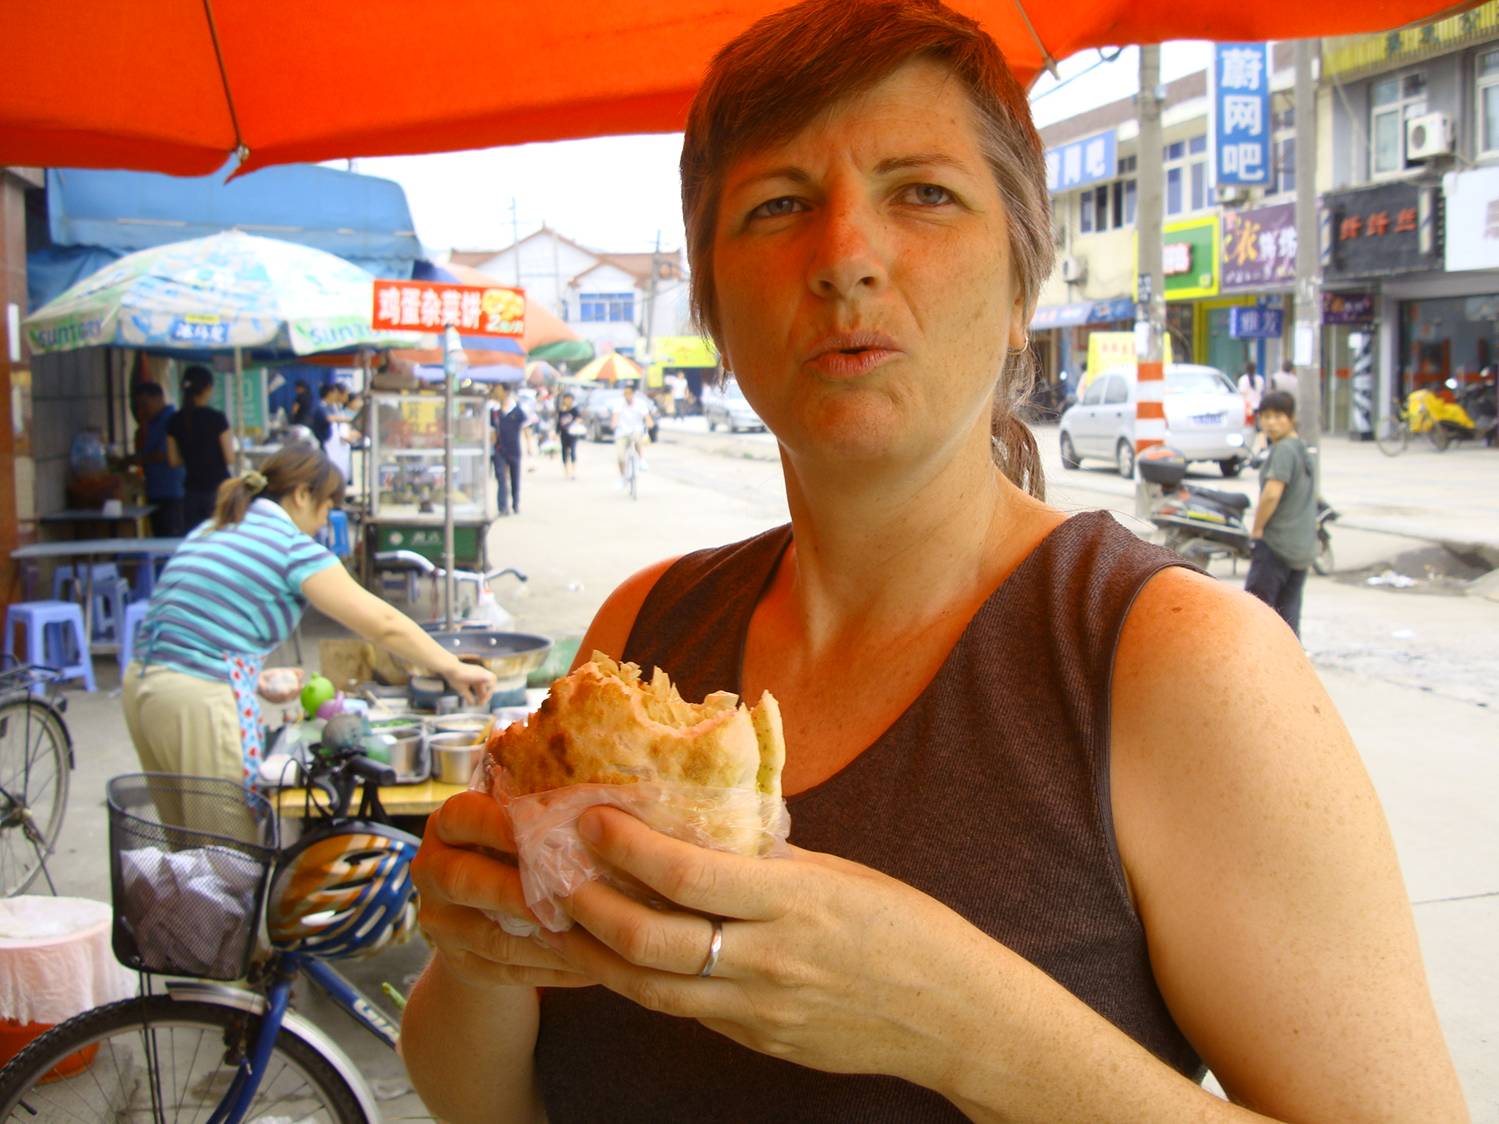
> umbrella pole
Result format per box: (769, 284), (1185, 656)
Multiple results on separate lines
(233, 346), (245, 472)
(443, 326), (458, 630)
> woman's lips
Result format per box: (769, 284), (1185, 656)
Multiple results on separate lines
(805, 347), (900, 378)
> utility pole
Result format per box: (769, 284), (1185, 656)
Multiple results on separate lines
(641, 230), (662, 373)
(510, 198), (521, 287)
(1134, 45), (1168, 519)
(1293, 39), (1323, 491)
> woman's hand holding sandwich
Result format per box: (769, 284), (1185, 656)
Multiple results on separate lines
(543, 804), (1059, 1098)
(412, 791), (592, 990)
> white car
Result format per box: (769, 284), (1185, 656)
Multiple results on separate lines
(703, 381), (766, 433)
(1058, 363), (1254, 478)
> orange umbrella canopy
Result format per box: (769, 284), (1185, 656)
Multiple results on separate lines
(575, 352), (646, 385)
(2, 0), (1464, 176)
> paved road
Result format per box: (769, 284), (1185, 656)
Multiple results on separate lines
(31, 426), (1498, 1120)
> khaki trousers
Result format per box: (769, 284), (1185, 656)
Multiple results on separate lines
(122, 663), (243, 783)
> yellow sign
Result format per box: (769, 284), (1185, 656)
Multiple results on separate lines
(1084, 332), (1173, 387)
(646, 335), (720, 388)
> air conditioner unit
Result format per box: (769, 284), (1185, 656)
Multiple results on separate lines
(1406, 112), (1454, 160)
(1060, 256), (1087, 283)
(1216, 185), (1249, 206)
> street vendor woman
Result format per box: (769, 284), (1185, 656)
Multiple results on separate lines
(123, 444), (495, 787)
(401, 1), (1466, 1120)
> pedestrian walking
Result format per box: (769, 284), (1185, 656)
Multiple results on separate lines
(492, 384), (525, 514)
(1245, 390), (1317, 636)
(555, 391), (583, 480)
(1271, 359), (1299, 397)
(166, 365), (232, 531)
(1237, 358), (1265, 415)
(131, 382), (185, 538)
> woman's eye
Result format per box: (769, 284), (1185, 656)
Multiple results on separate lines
(906, 183), (954, 206)
(748, 196), (804, 220)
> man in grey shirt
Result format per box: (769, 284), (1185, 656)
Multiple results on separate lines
(1245, 390), (1317, 636)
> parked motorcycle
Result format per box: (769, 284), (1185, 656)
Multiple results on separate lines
(1141, 447), (1337, 576)
(1451, 373), (1497, 448)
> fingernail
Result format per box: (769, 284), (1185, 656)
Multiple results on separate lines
(577, 810), (603, 844)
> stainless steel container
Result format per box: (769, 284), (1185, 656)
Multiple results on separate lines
(383, 726), (425, 778)
(430, 732), (485, 785)
(431, 714), (491, 740)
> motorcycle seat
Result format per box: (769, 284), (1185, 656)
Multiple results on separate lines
(1189, 486), (1252, 512)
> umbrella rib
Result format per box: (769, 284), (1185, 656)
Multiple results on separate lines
(1009, 0), (1060, 80)
(201, 0), (249, 165)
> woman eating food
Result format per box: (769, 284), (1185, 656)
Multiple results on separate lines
(401, 1), (1466, 1120)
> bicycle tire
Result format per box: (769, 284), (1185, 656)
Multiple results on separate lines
(0, 694), (70, 897)
(1426, 420), (1451, 452)
(1374, 415), (1408, 456)
(0, 996), (367, 1123)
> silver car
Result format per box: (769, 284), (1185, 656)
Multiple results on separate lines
(703, 381), (766, 433)
(1058, 363), (1253, 478)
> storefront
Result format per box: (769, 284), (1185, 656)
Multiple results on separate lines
(1029, 297), (1135, 402)
(1139, 216), (1223, 367)
(1323, 179), (1447, 428)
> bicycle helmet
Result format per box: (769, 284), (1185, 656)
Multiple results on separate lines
(266, 823), (419, 959)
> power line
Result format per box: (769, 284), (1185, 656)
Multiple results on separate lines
(1031, 48), (1127, 102)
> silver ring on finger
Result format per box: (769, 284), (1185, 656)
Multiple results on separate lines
(697, 918), (724, 978)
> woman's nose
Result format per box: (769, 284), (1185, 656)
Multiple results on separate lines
(806, 199), (887, 301)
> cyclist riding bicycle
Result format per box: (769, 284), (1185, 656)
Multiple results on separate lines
(612, 383), (654, 485)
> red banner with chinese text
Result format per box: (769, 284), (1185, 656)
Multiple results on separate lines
(372, 280), (525, 337)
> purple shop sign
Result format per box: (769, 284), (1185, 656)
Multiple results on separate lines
(1322, 292), (1375, 325)
(1220, 203), (1297, 290)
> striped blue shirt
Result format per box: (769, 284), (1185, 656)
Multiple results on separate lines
(139, 498), (340, 682)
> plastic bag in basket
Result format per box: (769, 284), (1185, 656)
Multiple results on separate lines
(474, 652), (791, 935)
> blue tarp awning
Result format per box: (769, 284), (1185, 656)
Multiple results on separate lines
(1030, 296), (1136, 330)
(28, 162), (423, 312)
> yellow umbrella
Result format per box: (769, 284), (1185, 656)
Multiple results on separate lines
(575, 351), (644, 385)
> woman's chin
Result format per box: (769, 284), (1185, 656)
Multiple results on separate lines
(779, 398), (916, 468)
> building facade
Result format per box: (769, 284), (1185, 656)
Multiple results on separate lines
(1033, 7), (1498, 437)
(453, 228), (692, 362)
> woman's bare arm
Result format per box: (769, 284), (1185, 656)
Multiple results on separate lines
(1110, 568), (1467, 1120)
(166, 435), (182, 469)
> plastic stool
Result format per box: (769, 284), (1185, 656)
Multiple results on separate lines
(317, 510), (351, 558)
(91, 577), (133, 641)
(117, 601), (151, 673)
(2, 602), (96, 692)
(51, 564), (118, 601)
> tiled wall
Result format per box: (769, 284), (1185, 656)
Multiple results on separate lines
(31, 347), (113, 518)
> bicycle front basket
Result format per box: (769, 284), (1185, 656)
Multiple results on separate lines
(107, 774), (278, 980)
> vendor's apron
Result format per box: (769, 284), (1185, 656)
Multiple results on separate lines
(138, 630), (264, 793)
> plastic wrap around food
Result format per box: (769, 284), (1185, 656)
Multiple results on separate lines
(472, 763), (790, 934)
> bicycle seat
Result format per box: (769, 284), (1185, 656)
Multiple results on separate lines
(1187, 486), (1251, 512)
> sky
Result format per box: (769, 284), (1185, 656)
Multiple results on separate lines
(353, 41), (1215, 261)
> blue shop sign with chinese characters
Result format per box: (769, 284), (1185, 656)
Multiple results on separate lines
(1045, 130), (1117, 195)
(1228, 306), (1284, 339)
(1212, 43), (1270, 187)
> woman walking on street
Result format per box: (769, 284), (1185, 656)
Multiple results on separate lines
(555, 391), (582, 480)
(124, 444), (495, 789)
(166, 364), (233, 531)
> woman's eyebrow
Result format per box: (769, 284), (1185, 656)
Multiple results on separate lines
(724, 166), (814, 198)
(873, 152), (969, 176)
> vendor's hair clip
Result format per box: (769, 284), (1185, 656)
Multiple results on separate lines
(241, 470), (268, 495)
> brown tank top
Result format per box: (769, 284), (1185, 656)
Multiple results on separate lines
(536, 511), (1205, 1120)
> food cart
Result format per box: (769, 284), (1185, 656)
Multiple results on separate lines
(361, 387), (497, 593)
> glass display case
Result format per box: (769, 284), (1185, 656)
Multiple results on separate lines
(364, 391), (496, 565)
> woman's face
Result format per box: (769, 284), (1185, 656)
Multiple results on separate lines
(711, 59), (1026, 469)
(284, 486), (334, 536)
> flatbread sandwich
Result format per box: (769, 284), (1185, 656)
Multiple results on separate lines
(485, 652), (785, 853)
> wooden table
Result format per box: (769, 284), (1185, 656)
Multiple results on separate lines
(273, 779), (467, 818)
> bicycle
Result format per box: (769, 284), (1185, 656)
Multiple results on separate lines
(0, 748), (419, 1122)
(0, 659), (73, 897)
(1374, 395), (1444, 456)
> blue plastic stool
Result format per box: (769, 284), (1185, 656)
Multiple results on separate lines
(52, 563), (119, 600)
(318, 510), (351, 558)
(2, 601), (96, 692)
(118, 600), (151, 673)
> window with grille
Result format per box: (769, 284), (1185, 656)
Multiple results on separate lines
(1370, 71), (1427, 176)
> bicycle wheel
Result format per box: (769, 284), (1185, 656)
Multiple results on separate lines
(0, 996), (366, 1123)
(1425, 417), (1451, 452)
(0, 694), (70, 896)
(1374, 413), (1408, 456)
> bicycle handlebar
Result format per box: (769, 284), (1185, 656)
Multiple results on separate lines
(374, 550), (527, 585)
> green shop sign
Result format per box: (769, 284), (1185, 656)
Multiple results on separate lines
(206, 367), (269, 436)
(1135, 217), (1220, 301)
(376, 524), (482, 566)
